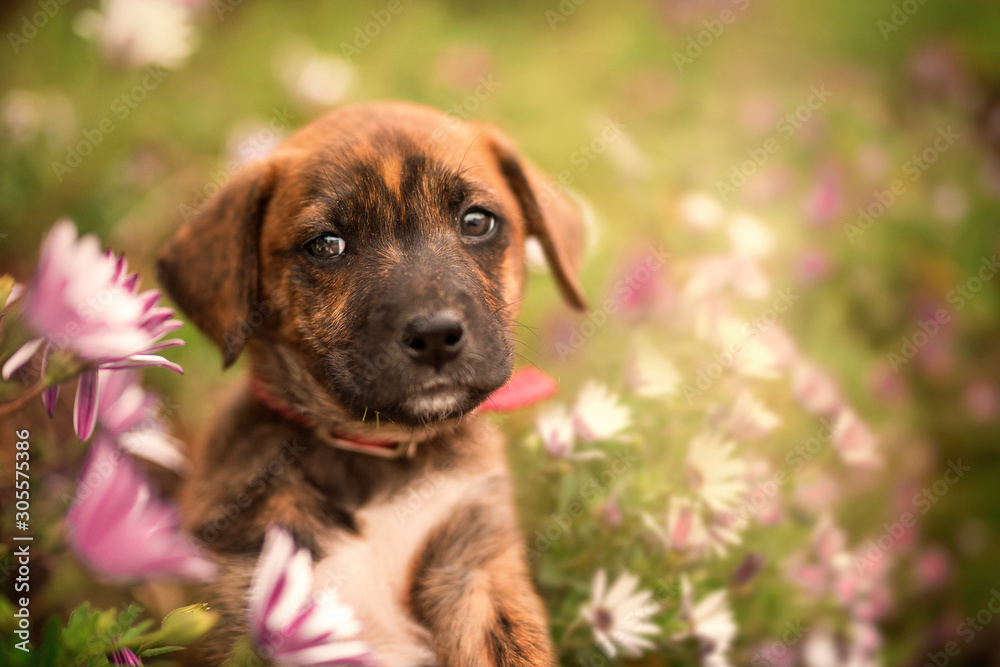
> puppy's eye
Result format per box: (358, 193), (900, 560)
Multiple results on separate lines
(459, 209), (497, 241)
(307, 234), (346, 259)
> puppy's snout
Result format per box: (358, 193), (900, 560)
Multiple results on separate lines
(400, 311), (466, 367)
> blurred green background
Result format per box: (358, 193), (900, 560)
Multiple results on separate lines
(2, 1), (1000, 665)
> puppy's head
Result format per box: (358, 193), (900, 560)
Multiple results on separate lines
(158, 102), (586, 428)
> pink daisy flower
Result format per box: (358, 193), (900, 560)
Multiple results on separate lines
(2, 220), (184, 440)
(66, 437), (215, 582)
(249, 527), (373, 666)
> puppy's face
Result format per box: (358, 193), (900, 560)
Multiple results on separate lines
(159, 102), (586, 428)
(263, 114), (527, 424)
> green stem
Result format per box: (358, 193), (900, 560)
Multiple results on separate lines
(561, 616), (585, 643)
(0, 354), (86, 420)
(0, 377), (49, 419)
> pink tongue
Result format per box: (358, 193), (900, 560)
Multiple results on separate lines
(479, 367), (558, 413)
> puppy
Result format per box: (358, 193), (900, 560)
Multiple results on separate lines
(157, 101), (586, 666)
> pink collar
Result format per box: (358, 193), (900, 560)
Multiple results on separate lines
(250, 367), (558, 458)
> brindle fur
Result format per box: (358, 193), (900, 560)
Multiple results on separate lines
(158, 101), (586, 666)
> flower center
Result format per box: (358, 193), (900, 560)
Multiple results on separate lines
(594, 606), (614, 632)
(686, 464), (704, 490)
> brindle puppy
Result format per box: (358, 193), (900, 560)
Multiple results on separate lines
(157, 101), (586, 666)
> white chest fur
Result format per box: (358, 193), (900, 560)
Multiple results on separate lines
(312, 467), (493, 667)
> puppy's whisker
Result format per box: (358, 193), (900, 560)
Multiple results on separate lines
(513, 351), (544, 374)
(456, 162), (486, 178)
(512, 338), (545, 359)
(455, 135), (480, 174)
(491, 297), (526, 316)
(511, 320), (545, 345)
(512, 319), (541, 334)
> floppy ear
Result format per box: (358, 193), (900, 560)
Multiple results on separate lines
(483, 128), (588, 311)
(157, 161), (276, 368)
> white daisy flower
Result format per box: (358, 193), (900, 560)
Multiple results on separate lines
(535, 404), (604, 461)
(757, 324), (799, 369)
(628, 337), (682, 398)
(643, 498), (742, 559)
(802, 626), (839, 667)
(683, 254), (769, 302)
(832, 410), (881, 468)
(676, 576), (737, 667)
(685, 432), (749, 514)
(690, 295), (731, 344)
(683, 256), (735, 300)
(606, 126), (648, 180)
(734, 340), (783, 380)
(536, 403), (573, 457)
(678, 192), (725, 231)
(713, 317), (782, 380)
(275, 40), (354, 108)
(2, 90), (76, 145)
(225, 121), (286, 165)
(849, 621), (882, 664)
(572, 381), (631, 442)
(726, 391), (781, 441)
(729, 255), (771, 299)
(792, 361), (843, 414)
(784, 514), (851, 598)
(734, 458), (783, 525)
(794, 468), (841, 514)
(581, 569), (660, 658)
(75, 0), (196, 69)
(803, 622), (880, 667)
(727, 212), (775, 259)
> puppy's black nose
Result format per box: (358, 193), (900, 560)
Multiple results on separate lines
(401, 312), (466, 366)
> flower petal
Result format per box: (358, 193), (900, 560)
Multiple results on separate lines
(590, 569), (608, 606)
(603, 572), (639, 610)
(6, 283), (25, 307)
(120, 430), (188, 473)
(573, 381), (631, 441)
(66, 437), (216, 582)
(42, 385), (60, 417)
(142, 338), (186, 353)
(278, 640), (374, 666)
(101, 355), (184, 374)
(536, 403), (575, 457)
(248, 526), (371, 661)
(2, 337), (44, 380)
(73, 369), (101, 440)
